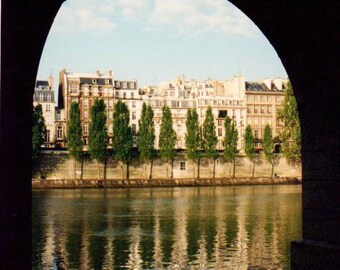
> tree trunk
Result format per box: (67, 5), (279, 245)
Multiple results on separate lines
(170, 158), (174, 179)
(97, 160), (101, 180)
(126, 160), (130, 180)
(120, 161), (124, 180)
(80, 155), (84, 180)
(73, 158), (76, 180)
(166, 158), (169, 178)
(233, 158), (236, 178)
(212, 159), (216, 179)
(271, 160), (274, 178)
(104, 158), (107, 180)
(149, 159), (153, 180)
(252, 159), (255, 178)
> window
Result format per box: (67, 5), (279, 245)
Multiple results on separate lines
(267, 106), (272, 113)
(261, 106), (265, 114)
(218, 128), (222, 137)
(123, 92), (126, 99)
(267, 95), (272, 101)
(254, 106), (259, 113)
(92, 79), (97, 84)
(132, 101), (136, 108)
(84, 111), (88, 120)
(254, 95), (258, 101)
(45, 130), (50, 143)
(56, 111), (61, 121)
(180, 161), (186, 170)
(247, 95), (252, 101)
(83, 123), (88, 134)
(132, 112), (136, 120)
(115, 81), (121, 88)
(132, 124), (136, 135)
(247, 106), (252, 113)
(123, 82), (127, 88)
(46, 104), (50, 112)
(254, 130), (259, 139)
(115, 91), (119, 97)
(57, 126), (63, 139)
(70, 84), (78, 94)
(218, 120), (223, 126)
(130, 82), (135, 89)
(84, 138), (88, 145)
(131, 92), (134, 99)
(83, 99), (88, 108)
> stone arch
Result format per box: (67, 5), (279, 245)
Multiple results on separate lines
(1, 1), (339, 269)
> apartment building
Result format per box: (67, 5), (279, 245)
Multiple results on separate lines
(58, 69), (140, 148)
(245, 78), (287, 149)
(33, 76), (56, 148)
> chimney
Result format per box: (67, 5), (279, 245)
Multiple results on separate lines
(96, 70), (101, 76)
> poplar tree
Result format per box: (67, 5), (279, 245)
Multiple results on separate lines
(158, 105), (177, 178)
(88, 99), (108, 179)
(244, 125), (257, 178)
(67, 101), (83, 179)
(112, 99), (133, 179)
(202, 106), (218, 178)
(263, 124), (277, 177)
(223, 115), (238, 178)
(277, 82), (301, 164)
(185, 108), (202, 178)
(32, 104), (46, 160)
(137, 103), (155, 179)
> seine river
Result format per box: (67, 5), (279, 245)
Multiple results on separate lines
(32, 185), (301, 270)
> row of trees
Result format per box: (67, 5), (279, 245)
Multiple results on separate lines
(33, 82), (301, 179)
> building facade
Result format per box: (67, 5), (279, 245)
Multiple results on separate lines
(58, 69), (140, 148)
(36, 70), (286, 153)
(33, 76), (56, 148)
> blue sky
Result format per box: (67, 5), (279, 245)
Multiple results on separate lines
(37, 0), (287, 87)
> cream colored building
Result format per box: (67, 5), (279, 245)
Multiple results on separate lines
(33, 76), (56, 148)
(245, 78), (287, 150)
(58, 69), (140, 148)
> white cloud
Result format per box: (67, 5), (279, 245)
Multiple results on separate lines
(52, 0), (117, 35)
(52, 0), (259, 37)
(146, 0), (258, 37)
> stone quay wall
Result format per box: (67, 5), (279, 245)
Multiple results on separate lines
(32, 151), (301, 188)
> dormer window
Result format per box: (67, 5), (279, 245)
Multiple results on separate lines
(92, 79), (97, 84)
(115, 81), (121, 88)
(105, 79), (109, 84)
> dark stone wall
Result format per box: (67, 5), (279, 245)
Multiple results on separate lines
(1, 0), (339, 268)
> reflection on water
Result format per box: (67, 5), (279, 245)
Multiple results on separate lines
(32, 185), (301, 269)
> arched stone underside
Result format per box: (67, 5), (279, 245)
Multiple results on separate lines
(0, 0), (339, 268)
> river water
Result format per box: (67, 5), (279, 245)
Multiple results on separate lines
(32, 185), (301, 270)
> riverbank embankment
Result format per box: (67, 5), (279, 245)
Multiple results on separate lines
(32, 177), (301, 189)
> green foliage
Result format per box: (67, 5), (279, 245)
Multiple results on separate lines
(159, 105), (176, 161)
(112, 99), (133, 163)
(223, 116), (238, 162)
(277, 82), (301, 163)
(263, 124), (274, 162)
(32, 104), (46, 159)
(137, 103), (155, 162)
(88, 99), (108, 163)
(185, 108), (201, 161)
(244, 125), (256, 160)
(202, 106), (218, 159)
(67, 102), (83, 161)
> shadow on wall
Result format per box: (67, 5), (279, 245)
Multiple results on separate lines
(32, 152), (68, 180)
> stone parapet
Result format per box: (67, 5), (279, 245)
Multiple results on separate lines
(32, 177), (301, 189)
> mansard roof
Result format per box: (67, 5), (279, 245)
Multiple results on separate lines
(79, 77), (113, 86)
(35, 80), (49, 88)
(245, 82), (284, 92)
